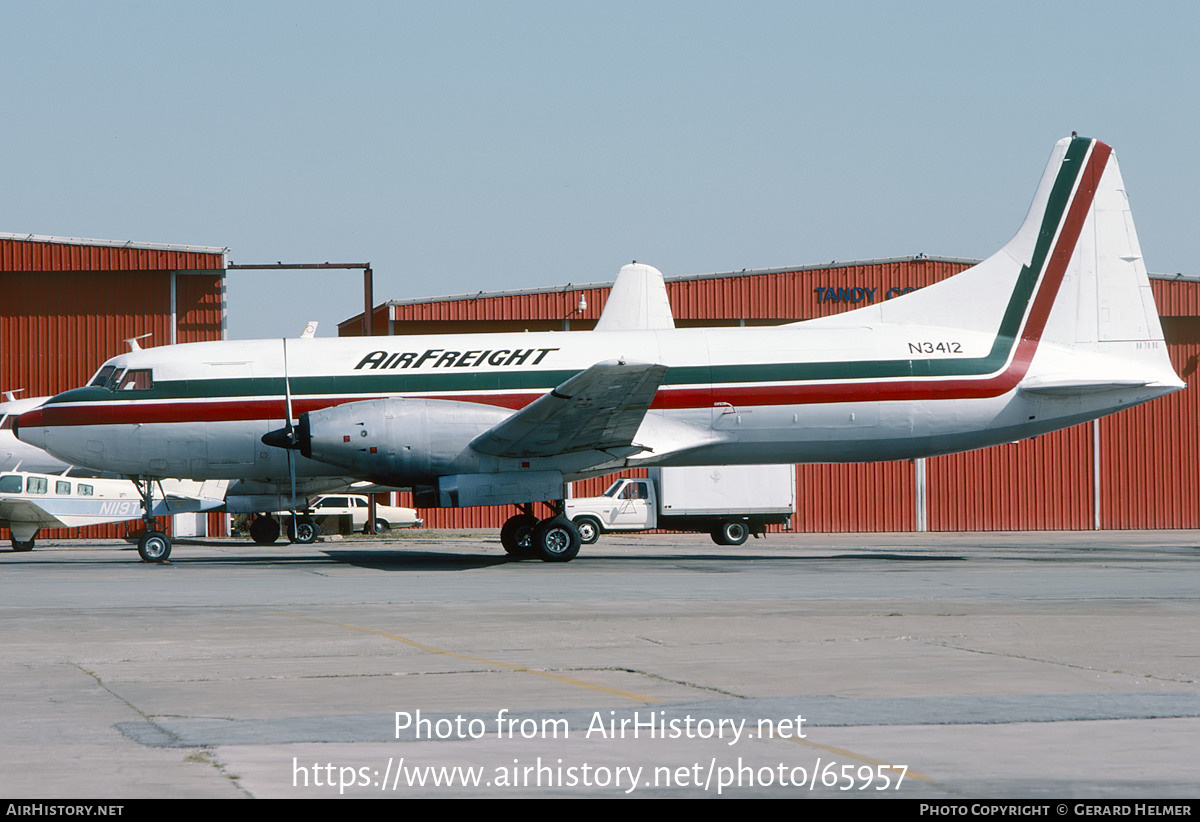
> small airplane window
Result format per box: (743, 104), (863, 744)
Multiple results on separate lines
(103, 369), (125, 391)
(0, 415), (11, 430)
(78, 484), (94, 496)
(56, 481), (72, 495)
(0, 475), (22, 493)
(26, 476), (48, 494)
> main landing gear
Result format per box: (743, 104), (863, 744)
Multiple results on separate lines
(500, 503), (581, 563)
(248, 511), (317, 545)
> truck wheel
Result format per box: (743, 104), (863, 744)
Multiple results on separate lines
(500, 514), (538, 557)
(533, 516), (581, 562)
(573, 516), (601, 545)
(712, 520), (749, 546)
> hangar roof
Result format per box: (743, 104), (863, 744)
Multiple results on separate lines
(0, 232), (227, 271)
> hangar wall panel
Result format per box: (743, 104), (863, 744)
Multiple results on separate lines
(928, 426), (1093, 531)
(175, 272), (225, 343)
(1098, 317), (1200, 529)
(793, 462), (915, 532)
(1, 269), (173, 396)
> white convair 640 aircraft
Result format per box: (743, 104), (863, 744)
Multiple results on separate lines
(16, 136), (1184, 562)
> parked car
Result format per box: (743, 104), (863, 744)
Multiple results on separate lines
(306, 495), (422, 534)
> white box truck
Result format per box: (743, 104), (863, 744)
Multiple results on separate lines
(564, 464), (794, 545)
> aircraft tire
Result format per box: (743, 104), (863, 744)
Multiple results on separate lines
(250, 516), (281, 545)
(138, 531), (172, 563)
(500, 514), (537, 557)
(533, 516), (581, 563)
(11, 538), (35, 552)
(288, 516), (319, 544)
(711, 520), (749, 546)
(573, 516), (601, 545)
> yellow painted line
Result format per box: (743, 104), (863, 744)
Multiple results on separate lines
(772, 733), (933, 783)
(285, 613), (659, 703)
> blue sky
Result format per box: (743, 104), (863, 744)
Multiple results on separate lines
(4, 1), (1197, 339)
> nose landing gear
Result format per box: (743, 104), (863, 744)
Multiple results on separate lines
(135, 478), (172, 563)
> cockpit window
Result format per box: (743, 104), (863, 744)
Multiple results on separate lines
(0, 475), (22, 493)
(117, 369), (153, 391)
(89, 365), (117, 388)
(0, 414), (11, 430)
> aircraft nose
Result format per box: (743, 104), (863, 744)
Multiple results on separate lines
(13, 411), (45, 448)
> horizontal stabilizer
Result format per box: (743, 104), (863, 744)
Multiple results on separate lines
(1019, 378), (1155, 396)
(471, 360), (668, 458)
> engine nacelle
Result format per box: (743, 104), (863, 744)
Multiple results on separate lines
(296, 397), (512, 486)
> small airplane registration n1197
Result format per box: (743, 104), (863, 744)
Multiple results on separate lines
(16, 136), (1184, 562)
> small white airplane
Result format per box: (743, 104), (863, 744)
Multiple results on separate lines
(16, 136), (1184, 562)
(1, 470), (226, 558)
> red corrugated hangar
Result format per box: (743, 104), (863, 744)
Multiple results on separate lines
(1, 232), (227, 540)
(339, 256), (1200, 533)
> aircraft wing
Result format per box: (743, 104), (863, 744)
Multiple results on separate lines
(470, 360), (668, 458)
(0, 499), (68, 529)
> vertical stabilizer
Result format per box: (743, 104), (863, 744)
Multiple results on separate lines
(594, 263), (676, 331)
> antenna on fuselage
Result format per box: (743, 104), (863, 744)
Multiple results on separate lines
(125, 333), (153, 351)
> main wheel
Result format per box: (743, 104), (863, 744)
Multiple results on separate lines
(249, 516), (281, 545)
(11, 538), (34, 552)
(288, 516), (318, 544)
(138, 531), (172, 563)
(500, 514), (537, 557)
(573, 516), (601, 545)
(711, 520), (749, 546)
(533, 516), (581, 563)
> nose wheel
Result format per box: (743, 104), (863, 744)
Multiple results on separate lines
(134, 479), (172, 563)
(137, 531), (172, 562)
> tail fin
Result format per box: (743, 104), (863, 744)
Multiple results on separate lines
(854, 136), (1181, 393)
(594, 262), (676, 331)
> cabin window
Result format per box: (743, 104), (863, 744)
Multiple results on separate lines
(118, 369), (153, 391)
(56, 481), (72, 495)
(26, 476), (48, 494)
(0, 475), (21, 493)
(78, 484), (94, 496)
